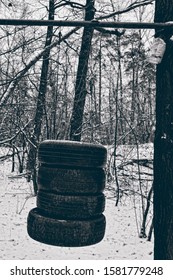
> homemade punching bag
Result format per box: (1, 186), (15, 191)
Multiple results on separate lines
(27, 140), (107, 247)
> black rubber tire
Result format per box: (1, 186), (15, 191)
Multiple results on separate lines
(36, 191), (105, 219)
(38, 140), (107, 168)
(37, 165), (106, 194)
(27, 208), (106, 247)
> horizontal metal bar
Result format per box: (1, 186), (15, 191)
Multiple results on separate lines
(0, 19), (173, 29)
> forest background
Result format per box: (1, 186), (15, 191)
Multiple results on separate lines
(0, 0), (156, 244)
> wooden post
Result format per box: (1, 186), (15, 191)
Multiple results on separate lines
(153, 0), (173, 260)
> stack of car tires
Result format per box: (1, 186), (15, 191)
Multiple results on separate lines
(27, 140), (107, 247)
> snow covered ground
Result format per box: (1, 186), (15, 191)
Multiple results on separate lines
(0, 145), (154, 260)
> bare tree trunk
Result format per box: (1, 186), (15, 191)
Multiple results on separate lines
(153, 0), (173, 260)
(27, 0), (55, 194)
(69, 0), (95, 141)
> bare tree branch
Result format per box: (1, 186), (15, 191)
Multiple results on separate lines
(0, 120), (31, 145)
(55, 0), (85, 9)
(95, 26), (125, 37)
(96, 0), (154, 20)
(0, 26), (80, 106)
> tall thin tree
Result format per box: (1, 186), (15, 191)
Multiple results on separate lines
(27, 0), (55, 193)
(69, 0), (96, 141)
